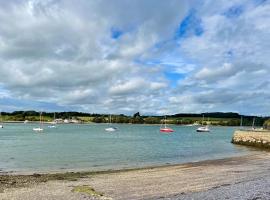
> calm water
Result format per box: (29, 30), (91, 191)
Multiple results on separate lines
(0, 123), (254, 173)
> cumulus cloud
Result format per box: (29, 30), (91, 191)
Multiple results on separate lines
(0, 0), (269, 115)
(172, 0), (270, 115)
(0, 0), (189, 114)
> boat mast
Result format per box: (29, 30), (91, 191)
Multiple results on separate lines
(202, 114), (204, 125)
(240, 116), (243, 127)
(40, 112), (42, 128)
(252, 117), (255, 129)
(164, 116), (167, 128)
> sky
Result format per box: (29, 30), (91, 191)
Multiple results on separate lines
(0, 0), (269, 115)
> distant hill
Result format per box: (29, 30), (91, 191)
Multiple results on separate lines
(0, 111), (269, 126)
(170, 112), (241, 118)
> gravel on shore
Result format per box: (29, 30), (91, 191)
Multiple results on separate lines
(1, 152), (270, 200)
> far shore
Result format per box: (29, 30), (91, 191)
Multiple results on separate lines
(1, 121), (261, 127)
(1, 151), (270, 199)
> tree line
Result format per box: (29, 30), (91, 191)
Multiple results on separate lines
(0, 111), (268, 126)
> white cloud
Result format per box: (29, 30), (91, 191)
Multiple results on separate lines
(0, 0), (269, 115)
(0, 0), (190, 114)
(173, 0), (270, 115)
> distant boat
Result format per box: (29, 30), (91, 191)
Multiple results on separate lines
(33, 112), (44, 132)
(105, 115), (117, 132)
(250, 117), (262, 130)
(196, 115), (210, 132)
(48, 125), (56, 128)
(252, 117), (255, 130)
(0, 111), (3, 128)
(48, 113), (57, 128)
(196, 125), (210, 132)
(105, 127), (117, 132)
(160, 116), (174, 133)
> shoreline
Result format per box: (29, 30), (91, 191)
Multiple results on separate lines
(1, 149), (256, 176)
(1, 121), (258, 127)
(0, 152), (266, 190)
(2, 151), (270, 199)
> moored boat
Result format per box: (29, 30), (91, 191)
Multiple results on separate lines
(105, 115), (117, 132)
(196, 125), (210, 132)
(105, 127), (117, 132)
(196, 115), (210, 132)
(0, 111), (3, 128)
(160, 116), (174, 133)
(33, 112), (44, 132)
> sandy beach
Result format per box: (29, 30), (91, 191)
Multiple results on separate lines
(1, 151), (270, 200)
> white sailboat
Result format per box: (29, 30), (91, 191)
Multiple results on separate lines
(48, 112), (57, 128)
(160, 116), (174, 133)
(196, 115), (210, 132)
(105, 115), (117, 132)
(239, 116), (244, 130)
(0, 111), (3, 128)
(33, 112), (44, 132)
(252, 117), (255, 130)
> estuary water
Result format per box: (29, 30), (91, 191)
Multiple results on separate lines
(0, 123), (254, 173)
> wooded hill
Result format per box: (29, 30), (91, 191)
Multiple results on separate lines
(0, 111), (268, 126)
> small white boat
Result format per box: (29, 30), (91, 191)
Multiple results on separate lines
(0, 111), (3, 128)
(196, 125), (210, 132)
(105, 115), (117, 132)
(33, 112), (44, 132)
(48, 113), (57, 128)
(105, 127), (117, 132)
(197, 115), (210, 132)
(33, 127), (44, 132)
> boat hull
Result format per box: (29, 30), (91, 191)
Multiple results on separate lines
(105, 127), (117, 132)
(33, 128), (43, 132)
(196, 130), (210, 132)
(160, 128), (174, 133)
(196, 127), (210, 132)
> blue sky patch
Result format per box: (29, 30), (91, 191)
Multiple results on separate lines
(253, 0), (267, 6)
(111, 27), (123, 39)
(175, 9), (204, 39)
(165, 72), (185, 87)
(223, 5), (244, 18)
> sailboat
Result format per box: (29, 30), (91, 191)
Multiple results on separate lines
(196, 115), (210, 132)
(251, 117), (256, 130)
(0, 111), (3, 128)
(105, 115), (117, 132)
(33, 112), (44, 132)
(160, 116), (174, 133)
(239, 116), (243, 130)
(48, 113), (57, 128)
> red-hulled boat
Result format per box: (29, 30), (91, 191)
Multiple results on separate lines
(160, 127), (174, 133)
(160, 116), (174, 133)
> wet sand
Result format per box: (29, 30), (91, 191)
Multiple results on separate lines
(1, 151), (270, 200)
